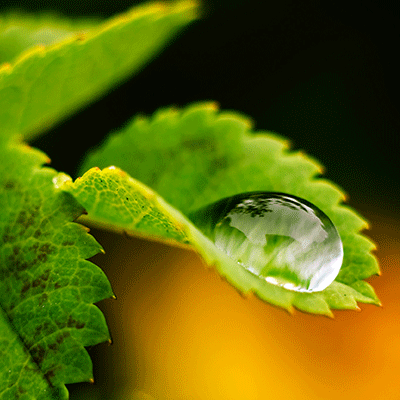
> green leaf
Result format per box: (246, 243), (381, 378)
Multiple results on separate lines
(0, 0), (199, 141)
(0, 11), (99, 64)
(0, 138), (113, 398)
(74, 102), (380, 316)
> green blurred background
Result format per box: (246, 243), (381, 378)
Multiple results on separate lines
(1, 0), (399, 399)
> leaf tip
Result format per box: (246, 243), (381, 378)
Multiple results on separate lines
(341, 192), (349, 203)
(201, 101), (220, 112)
(282, 137), (292, 150)
(364, 220), (371, 231)
(317, 164), (325, 175)
(242, 115), (255, 131)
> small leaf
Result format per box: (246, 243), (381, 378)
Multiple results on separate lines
(0, 138), (113, 398)
(76, 102), (380, 315)
(0, 0), (199, 141)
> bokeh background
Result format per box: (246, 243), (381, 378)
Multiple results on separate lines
(1, 0), (399, 399)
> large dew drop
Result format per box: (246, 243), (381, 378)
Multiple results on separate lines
(190, 192), (343, 293)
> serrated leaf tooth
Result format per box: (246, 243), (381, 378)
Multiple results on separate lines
(206, 101), (220, 111)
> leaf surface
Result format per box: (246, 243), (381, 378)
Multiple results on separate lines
(0, 11), (99, 64)
(75, 102), (380, 315)
(0, 138), (113, 398)
(0, 0), (199, 141)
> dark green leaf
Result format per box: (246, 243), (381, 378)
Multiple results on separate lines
(0, 138), (113, 398)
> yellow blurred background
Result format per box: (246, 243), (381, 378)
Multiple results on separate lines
(75, 204), (400, 400)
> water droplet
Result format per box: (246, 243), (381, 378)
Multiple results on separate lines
(190, 192), (343, 293)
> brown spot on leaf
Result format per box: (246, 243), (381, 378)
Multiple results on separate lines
(30, 242), (39, 252)
(32, 278), (41, 288)
(21, 282), (31, 295)
(1, 239), (54, 281)
(67, 315), (86, 329)
(42, 269), (50, 281)
(56, 331), (71, 344)
(34, 321), (52, 339)
(47, 342), (58, 351)
(4, 180), (15, 190)
(2, 227), (15, 243)
(32, 274), (47, 289)
(17, 210), (35, 230)
(39, 243), (53, 254)
(31, 344), (46, 364)
(18, 385), (26, 394)
(54, 281), (63, 289)
(37, 253), (48, 263)
(44, 368), (56, 381)
(7, 252), (30, 273)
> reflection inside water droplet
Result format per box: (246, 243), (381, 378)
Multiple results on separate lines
(190, 192), (343, 293)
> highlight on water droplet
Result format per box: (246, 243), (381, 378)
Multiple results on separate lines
(189, 192), (343, 293)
